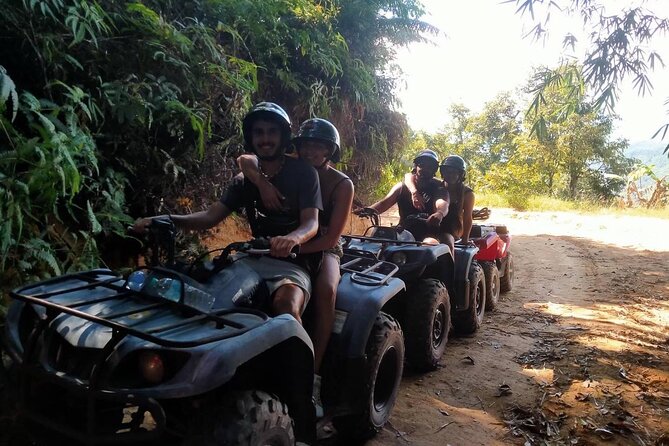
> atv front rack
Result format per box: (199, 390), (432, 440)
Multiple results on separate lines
(340, 253), (398, 286)
(10, 269), (269, 349)
(342, 234), (425, 246)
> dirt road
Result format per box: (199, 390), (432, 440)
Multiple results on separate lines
(367, 209), (669, 446)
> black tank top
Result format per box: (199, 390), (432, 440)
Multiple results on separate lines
(441, 184), (473, 236)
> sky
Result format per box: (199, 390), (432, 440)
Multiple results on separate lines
(394, 0), (669, 146)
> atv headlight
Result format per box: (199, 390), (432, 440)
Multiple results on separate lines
(111, 349), (189, 388)
(390, 252), (408, 266)
(139, 351), (165, 384)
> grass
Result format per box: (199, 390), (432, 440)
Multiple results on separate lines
(476, 192), (669, 219)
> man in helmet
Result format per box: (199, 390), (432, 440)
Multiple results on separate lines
(133, 102), (322, 323)
(238, 118), (354, 417)
(439, 155), (475, 253)
(363, 149), (449, 242)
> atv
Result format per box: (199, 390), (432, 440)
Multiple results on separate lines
(1, 217), (406, 445)
(469, 207), (514, 311)
(343, 208), (486, 372)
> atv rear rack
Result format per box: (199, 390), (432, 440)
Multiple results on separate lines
(340, 254), (398, 286)
(342, 234), (425, 246)
(10, 269), (269, 350)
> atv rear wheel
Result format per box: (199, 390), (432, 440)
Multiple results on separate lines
(481, 261), (500, 311)
(404, 279), (451, 371)
(334, 312), (404, 441)
(500, 251), (515, 293)
(453, 262), (486, 335)
(188, 390), (295, 446)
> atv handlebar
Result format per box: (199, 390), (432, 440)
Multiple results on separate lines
(472, 207), (491, 220)
(126, 216), (177, 268)
(226, 238), (298, 259)
(354, 207), (380, 226)
(404, 213), (430, 223)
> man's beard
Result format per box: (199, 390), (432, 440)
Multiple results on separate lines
(256, 145), (283, 161)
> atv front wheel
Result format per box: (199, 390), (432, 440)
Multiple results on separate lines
(481, 261), (500, 311)
(453, 262), (486, 335)
(188, 390), (295, 446)
(334, 312), (404, 441)
(404, 279), (451, 371)
(500, 251), (514, 293)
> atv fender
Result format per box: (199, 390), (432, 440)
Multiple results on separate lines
(334, 274), (405, 358)
(382, 244), (450, 281)
(452, 245), (479, 311)
(124, 314), (314, 399)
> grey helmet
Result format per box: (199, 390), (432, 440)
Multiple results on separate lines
(413, 149), (440, 173)
(440, 155), (467, 182)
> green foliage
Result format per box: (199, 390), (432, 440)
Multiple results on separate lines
(372, 158), (408, 200)
(407, 83), (634, 207)
(506, 0), (669, 155)
(1, 0), (435, 298)
(0, 70), (131, 293)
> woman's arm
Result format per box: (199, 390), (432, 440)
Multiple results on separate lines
(403, 172), (425, 210)
(237, 154), (285, 210)
(300, 179), (354, 253)
(460, 190), (475, 243)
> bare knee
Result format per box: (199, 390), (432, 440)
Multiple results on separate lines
(314, 257), (340, 307)
(272, 284), (305, 321)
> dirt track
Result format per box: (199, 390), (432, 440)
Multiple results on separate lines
(367, 209), (669, 446)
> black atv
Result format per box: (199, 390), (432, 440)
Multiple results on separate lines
(1, 217), (407, 445)
(343, 209), (486, 372)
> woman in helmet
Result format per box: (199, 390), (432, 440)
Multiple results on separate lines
(439, 155), (475, 253)
(238, 118), (354, 405)
(403, 154), (475, 253)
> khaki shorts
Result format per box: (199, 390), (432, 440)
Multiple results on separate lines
(325, 237), (344, 261)
(235, 255), (312, 311)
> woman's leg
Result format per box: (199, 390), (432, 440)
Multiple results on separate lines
(442, 232), (455, 257)
(312, 254), (340, 373)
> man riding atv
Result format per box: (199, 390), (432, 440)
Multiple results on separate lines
(133, 101), (322, 324)
(362, 149), (449, 243)
(403, 154), (475, 255)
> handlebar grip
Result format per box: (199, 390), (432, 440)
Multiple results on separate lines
(246, 248), (297, 259)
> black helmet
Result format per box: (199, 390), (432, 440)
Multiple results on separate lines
(242, 102), (292, 156)
(413, 149), (439, 172)
(440, 155), (467, 181)
(293, 118), (341, 163)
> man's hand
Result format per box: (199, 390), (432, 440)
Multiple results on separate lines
(258, 180), (285, 211)
(131, 217), (153, 234)
(426, 212), (443, 228)
(411, 190), (425, 210)
(270, 235), (300, 258)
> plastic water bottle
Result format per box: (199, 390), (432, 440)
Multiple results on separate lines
(126, 270), (147, 291)
(182, 281), (214, 311)
(156, 277), (181, 302)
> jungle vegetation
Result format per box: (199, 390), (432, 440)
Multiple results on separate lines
(1, 0), (668, 298)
